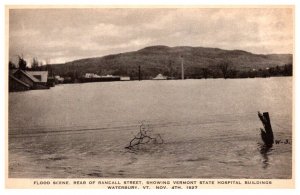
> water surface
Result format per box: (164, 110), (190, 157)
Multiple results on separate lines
(9, 78), (292, 178)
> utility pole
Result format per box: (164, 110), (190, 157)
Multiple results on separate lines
(138, 65), (141, 81)
(181, 56), (184, 80)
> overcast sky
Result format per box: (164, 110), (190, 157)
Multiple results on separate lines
(9, 7), (293, 65)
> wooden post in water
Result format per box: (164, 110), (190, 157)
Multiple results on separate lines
(258, 112), (274, 147)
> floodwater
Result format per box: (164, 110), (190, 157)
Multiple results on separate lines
(8, 78), (292, 178)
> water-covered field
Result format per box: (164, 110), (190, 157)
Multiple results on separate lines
(8, 78), (292, 178)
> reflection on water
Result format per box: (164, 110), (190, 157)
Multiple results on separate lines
(258, 143), (273, 169)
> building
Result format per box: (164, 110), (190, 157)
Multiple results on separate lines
(26, 71), (49, 85)
(84, 73), (101, 78)
(9, 69), (50, 92)
(55, 75), (65, 84)
(11, 69), (37, 89)
(153, 73), (167, 80)
(9, 75), (30, 91)
(120, 76), (130, 81)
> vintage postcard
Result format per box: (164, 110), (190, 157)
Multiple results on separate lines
(5, 5), (294, 189)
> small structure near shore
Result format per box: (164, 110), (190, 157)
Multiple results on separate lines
(9, 69), (50, 92)
(9, 75), (31, 91)
(55, 75), (64, 84)
(120, 76), (130, 81)
(153, 73), (167, 80)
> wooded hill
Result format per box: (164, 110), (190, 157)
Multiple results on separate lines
(48, 45), (293, 79)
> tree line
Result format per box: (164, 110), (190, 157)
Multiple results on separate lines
(9, 56), (292, 81)
(9, 55), (54, 76)
(183, 62), (292, 79)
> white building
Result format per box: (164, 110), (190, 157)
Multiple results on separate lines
(55, 75), (64, 83)
(153, 74), (167, 80)
(120, 76), (130, 81)
(85, 73), (101, 78)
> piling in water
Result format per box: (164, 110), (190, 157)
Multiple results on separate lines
(258, 111), (274, 147)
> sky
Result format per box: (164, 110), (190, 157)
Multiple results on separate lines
(8, 7), (294, 65)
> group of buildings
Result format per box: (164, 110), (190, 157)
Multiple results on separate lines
(82, 72), (167, 81)
(9, 69), (169, 92)
(83, 73), (130, 81)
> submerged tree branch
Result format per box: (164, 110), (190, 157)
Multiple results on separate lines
(125, 122), (164, 150)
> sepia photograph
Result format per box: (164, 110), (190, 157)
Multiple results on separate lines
(5, 5), (294, 188)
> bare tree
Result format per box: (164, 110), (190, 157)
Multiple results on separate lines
(31, 57), (39, 70)
(18, 55), (27, 70)
(9, 61), (16, 69)
(45, 58), (51, 65)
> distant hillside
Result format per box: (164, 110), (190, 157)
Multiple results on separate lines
(49, 45), (292, 79)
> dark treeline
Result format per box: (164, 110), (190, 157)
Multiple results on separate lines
(48, 63), (293, 81)
(9, 56), (54, 76)
(183, 63), (293, 79)
(9, 56), (293, 82)
(50, 63), (293, 81)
